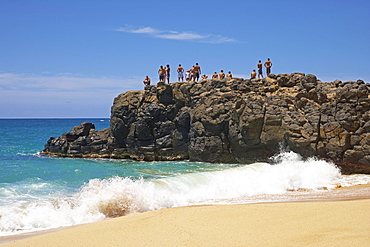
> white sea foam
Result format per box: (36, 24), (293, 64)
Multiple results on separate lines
(0, 152), (369, 236)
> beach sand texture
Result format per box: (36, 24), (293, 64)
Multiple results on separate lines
(1, 199), (369, 247)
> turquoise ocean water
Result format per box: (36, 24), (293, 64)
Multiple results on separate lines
(1, 119), (369, 236)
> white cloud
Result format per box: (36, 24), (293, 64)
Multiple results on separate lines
(156, 32), (205, 41)
(116, 26), (158, 34)
(0, 73), (140, 93)
(114, 25), (238, 44)
(0, 73), (143, 118)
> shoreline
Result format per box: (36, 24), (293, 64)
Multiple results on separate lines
(1, 184), (370, 246)
(2, 199), (369, 247)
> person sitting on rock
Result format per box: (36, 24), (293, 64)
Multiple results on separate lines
(226, 71), (233, 79)
(219, 70), (225, 79)
(212, 72), (218, 78)
(201, 74), (208, 80)
(143, 76), (151, 86)
(251, 69), (257, 79)
(186, 70), (191, 81)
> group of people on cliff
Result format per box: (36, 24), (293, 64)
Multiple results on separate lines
(143, 63), (204, 86)
(143, 58), (272, 86)
(250, 58), (272, 79)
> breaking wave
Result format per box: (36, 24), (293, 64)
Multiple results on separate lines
(1, 152), (369, 235)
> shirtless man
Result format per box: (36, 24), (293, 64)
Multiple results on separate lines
(251, 69), (257, 79)
(166, 64), (170, 83)
(190, 66), (195, 81)
(212, 72), (218, 78)
(219, 70), (225, 79)
(177, 64), (184, 82)
(257, 60), (264, 78)
(193, 63), (201, 81)
(158, 66), (165, 81)
(143, 75), (151, 86)
(226, 71), (232, 79)
(201, 74), (208, 80)
(264, 58), (272, 76)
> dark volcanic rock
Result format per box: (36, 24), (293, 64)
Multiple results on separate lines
(43, 122), (111, 158)
(41, 74), (370, 174)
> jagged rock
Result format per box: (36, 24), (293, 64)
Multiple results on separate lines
(41, 74), (370, 173)
(43, 122), (111, 158)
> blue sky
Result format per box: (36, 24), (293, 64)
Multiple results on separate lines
(1, 0), (369, 118)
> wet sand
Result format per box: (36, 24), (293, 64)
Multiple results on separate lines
(1, 185), (370, 247)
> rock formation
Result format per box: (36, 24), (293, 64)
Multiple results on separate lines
(42, 73), (370, 174)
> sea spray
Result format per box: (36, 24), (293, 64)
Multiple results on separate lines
(269, 151), (342, 190)
(0, 151), (369, 236)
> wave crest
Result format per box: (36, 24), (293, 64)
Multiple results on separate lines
(1, 152), (368, 236)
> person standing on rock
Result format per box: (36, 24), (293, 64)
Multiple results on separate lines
(251, 69), (257, 79)
(166, 64), (171, 84)
(264, 58), (272, 76)
(189, 66), (195, 81)
(158, 66), (165, 81)
(257, 60), (264, 78)
(177, 64), (184, 82)
(219, 70), (225, 79)
(193, 63), (201, 81)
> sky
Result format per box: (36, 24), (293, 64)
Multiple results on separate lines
(0, 0), (369, 118)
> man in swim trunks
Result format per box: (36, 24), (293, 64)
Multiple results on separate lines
(257, 60), (263, 78)
(264, 58), (272, 76)
(212, 72), (218, 78)
(190, 66), (195, 81)
(219, 70), (225, 79)
(226, 71), (232, 79)
(143, 76), (151, 86)
(193, 63), (201, 81)
(177, 64), (184, 82)
(158, 66), (165, 81)
(201, 74), (208, 80)
(251, 69), (257, 79)
(166, 64), (170, 83)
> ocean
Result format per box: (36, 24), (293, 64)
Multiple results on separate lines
(0, 118), (369, 236)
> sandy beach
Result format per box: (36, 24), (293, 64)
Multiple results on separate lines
(1, 195), (369, 247)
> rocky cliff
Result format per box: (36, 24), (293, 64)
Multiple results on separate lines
(42, 73), (370, 173)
